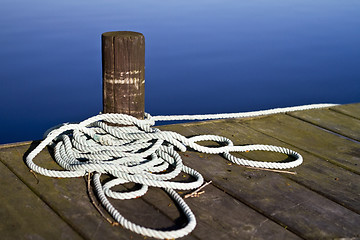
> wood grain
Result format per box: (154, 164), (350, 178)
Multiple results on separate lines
(102, 31), (145, 119)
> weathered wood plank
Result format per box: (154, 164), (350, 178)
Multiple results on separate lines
(0, 143), (195, 240)
(2, 103), (359, 239)
(0, 141), (32, 149)
(330, 103), (360, 119)
(0, 161), (83, 240)
(288, 107), (360, 141)
(0, 142), (300, 240)
(96, 176), (198, 240)
(185, 152), (360, 239)
(214, 120), (360, 214)
(159, 121), (360, 239)
(143, 185), (301, 240)
(239, 114), (360, 174)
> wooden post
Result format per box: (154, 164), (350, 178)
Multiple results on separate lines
(102, 31), (145, 119)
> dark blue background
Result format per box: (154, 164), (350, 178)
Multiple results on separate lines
(1, 0), (359, 144)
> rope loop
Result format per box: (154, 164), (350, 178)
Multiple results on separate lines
(25, 103), (336, 239)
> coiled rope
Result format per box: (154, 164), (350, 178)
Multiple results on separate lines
(26, 103), (336, 239)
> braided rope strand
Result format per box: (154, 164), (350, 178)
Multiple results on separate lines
(25, 103), (337, 239)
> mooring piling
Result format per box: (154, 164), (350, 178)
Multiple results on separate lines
(102, 31), (145, 119)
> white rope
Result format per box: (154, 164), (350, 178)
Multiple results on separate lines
(149, 103), (337, 121)
(25, 103), (337, 239)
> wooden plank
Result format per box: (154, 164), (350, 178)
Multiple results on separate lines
(159, 121), (360, 239)
(239, 114), (360, 174)
(288, 107), (360, 141)
(213, 120), (360, 214)
(143, 185), (301, 240)
(0, 141), (32, 149)
(96, 176), (198, 240)
(331, 103), (360, 119)
(2, 103), (359, 239)
(0, 161), (83, 240)
(0, 143), (195, 240)
(0, 142), (300, 240)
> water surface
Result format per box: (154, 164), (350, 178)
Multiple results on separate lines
(0, 0), (359, 143)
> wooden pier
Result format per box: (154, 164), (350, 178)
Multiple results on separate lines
(1, 103), (359, 239)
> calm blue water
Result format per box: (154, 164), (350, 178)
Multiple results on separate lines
(1, 0), (359, 144)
